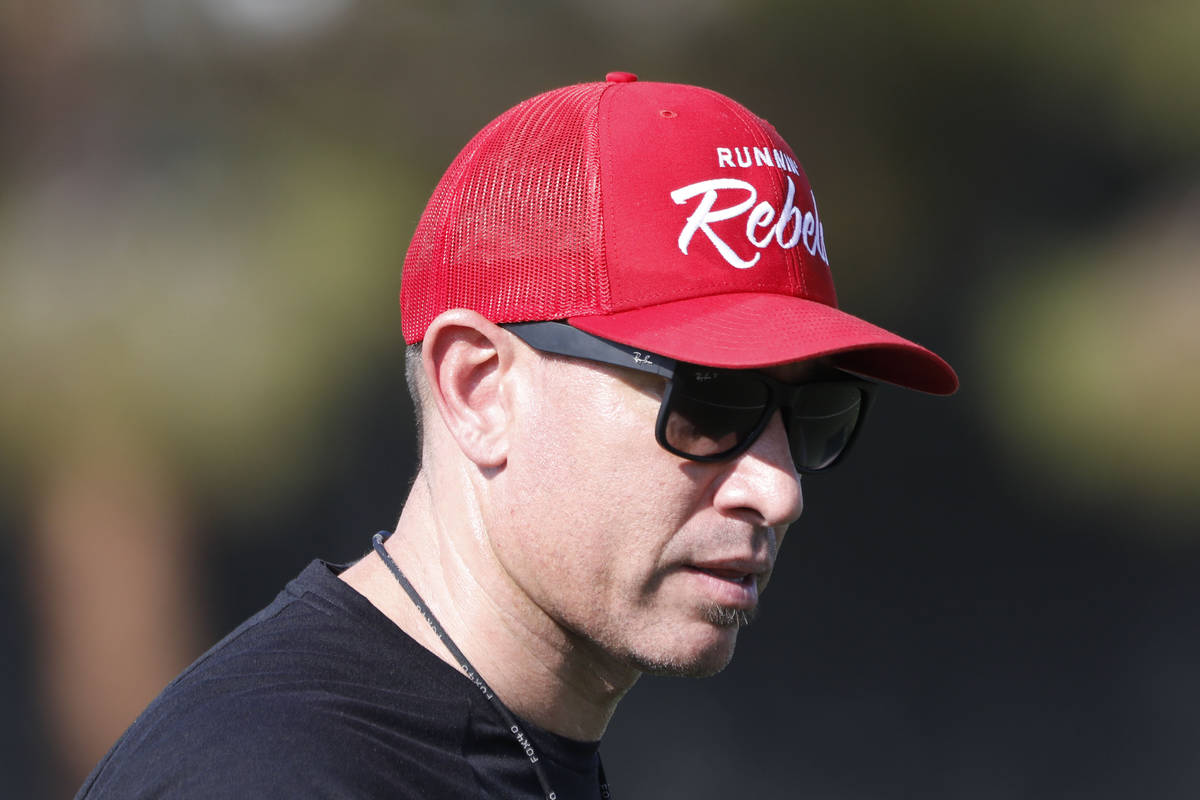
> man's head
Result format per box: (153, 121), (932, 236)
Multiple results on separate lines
(397, 73), (956, 677)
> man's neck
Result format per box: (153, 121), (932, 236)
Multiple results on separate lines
(339, 473), (637, 741)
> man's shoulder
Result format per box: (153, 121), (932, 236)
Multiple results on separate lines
(76, 560), (479, 799)
(78, 679), (477, 798)
(177, 559), (467, 692)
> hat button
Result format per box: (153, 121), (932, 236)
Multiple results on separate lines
(605, 71), (638, 83)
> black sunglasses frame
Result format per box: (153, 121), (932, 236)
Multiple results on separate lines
(504, 321), (875, 472)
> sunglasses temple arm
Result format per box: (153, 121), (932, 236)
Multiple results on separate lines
(505, 322), (677, 379)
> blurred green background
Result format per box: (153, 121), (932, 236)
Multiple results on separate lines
(2, 1), (1198, 797)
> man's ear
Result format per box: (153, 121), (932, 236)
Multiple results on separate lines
(421, 310), (516, 469)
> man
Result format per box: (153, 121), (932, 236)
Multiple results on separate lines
(77, 72), (956, 798)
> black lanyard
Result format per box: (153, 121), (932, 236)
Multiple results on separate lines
(372, 533), (612, 799)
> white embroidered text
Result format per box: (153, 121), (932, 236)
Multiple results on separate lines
(670, 176), (829, 269)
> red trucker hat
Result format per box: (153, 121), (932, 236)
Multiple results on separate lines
(400, 72), (958, 395)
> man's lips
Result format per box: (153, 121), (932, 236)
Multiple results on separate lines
(687, 558), (770, 582)
(682, 561), (768, 608)
(693, 567), (754, 582)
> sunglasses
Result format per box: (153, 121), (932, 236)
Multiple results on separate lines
(504, 321), (874, 473)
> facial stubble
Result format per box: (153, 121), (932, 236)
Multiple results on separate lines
(702, 603), (757, 629)
(622, 604), (758, 678)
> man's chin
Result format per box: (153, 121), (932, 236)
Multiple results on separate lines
(626, 622), (744, 678)
(632, 649), (735, 679)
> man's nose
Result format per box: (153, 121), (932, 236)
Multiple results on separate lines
(712, 411), (804, 528)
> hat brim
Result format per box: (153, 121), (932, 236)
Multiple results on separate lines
(568, 292), (958, 395)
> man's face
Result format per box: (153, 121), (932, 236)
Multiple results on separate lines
(492, 349), (806, 679)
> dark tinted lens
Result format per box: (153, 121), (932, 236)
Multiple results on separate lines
(663, 368), (771, 457)
(786, 384), (864, 471)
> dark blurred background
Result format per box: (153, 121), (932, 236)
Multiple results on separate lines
(2, 1), (1198, 797)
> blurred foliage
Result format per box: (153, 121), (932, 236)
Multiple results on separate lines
(0, 136), (419, 507)
(0, 0), (1197, 529)
(977, 188), (1200, 526)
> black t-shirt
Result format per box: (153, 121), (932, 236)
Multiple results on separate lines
(75, 560), (605, 799)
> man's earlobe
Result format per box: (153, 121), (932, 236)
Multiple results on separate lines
(422, 310), (513, 469)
